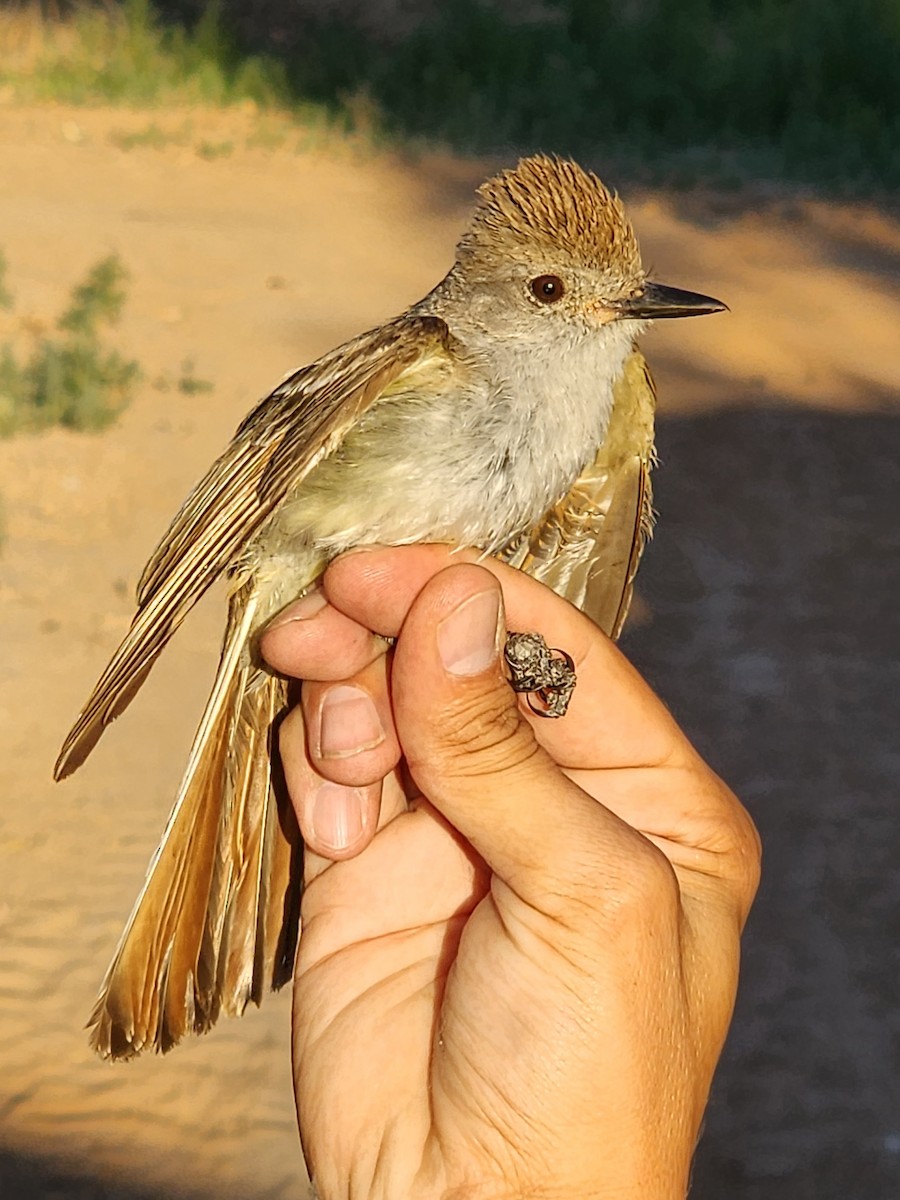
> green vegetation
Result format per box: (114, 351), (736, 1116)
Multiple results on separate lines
(0, 0), (288, 110)
(2, 0), (900, 189)
(177, 359), (214, 395)
(150, 358), (215, 395)
(281, 0), (900, 190)
(0, 253), (141, 436)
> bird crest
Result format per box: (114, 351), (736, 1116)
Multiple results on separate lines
(458, 154), (643, 286)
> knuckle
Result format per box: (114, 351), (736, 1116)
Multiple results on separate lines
(542, 836), (680, 948)
(727, 804), (763, 914)
(681, 763), (763, 915)
(601, 838), (681, 920)
(704, 783), (762, 905)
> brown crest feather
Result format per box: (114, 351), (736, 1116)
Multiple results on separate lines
(459, 154), (642, 285)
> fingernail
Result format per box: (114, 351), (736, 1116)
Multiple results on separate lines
(312, 782), (367, 851)
(268, 587), (327, 629)
(318, 684), (384, 759)
(437, 589), (502, 676)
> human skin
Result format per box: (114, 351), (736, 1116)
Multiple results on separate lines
(260, 546), (761, 1200)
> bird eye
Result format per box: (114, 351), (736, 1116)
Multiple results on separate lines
(529, 275), (565, 304)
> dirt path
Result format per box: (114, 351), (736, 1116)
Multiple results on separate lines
(0, 104), (897, 1199)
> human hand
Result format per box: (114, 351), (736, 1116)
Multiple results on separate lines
(260, 546), (760, 1200)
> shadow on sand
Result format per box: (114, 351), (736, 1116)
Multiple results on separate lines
(0, 1144), (200, 1200)
(622, 403), (900, 1200)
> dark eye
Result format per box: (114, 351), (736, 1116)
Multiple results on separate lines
(530, 274), (565, 303)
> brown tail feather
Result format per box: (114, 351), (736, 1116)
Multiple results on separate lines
(87, 592), (301, 1060)
(213, 668), (301, 1020)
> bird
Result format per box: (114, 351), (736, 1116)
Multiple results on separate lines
(54, 154), (725, 1061)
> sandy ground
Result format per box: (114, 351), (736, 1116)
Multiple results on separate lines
(0, 104), (898, 1199)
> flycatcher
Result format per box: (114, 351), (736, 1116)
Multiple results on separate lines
(55, 154), (725, 1060)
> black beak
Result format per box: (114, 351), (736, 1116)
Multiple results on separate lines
(617, 281), (728, 320)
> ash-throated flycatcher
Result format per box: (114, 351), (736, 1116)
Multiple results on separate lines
(55, 155), (725, 1060)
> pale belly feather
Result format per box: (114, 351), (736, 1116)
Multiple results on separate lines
(244, 323), (634, 629)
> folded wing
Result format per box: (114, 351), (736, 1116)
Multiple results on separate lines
(55, 315), (453, 779)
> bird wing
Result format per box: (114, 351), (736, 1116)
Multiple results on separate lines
(55, 314), (453, 779)
(500, 348), (656, 639)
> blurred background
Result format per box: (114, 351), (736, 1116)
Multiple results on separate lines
(0, 2), (897, 1197)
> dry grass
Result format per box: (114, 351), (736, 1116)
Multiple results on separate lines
(0, 0), (289, 109)
(0, 4), (82, 75)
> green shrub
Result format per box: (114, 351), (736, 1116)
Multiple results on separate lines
(0, 253), (141, 437)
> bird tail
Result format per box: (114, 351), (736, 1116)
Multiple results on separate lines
(87, 586), (302, 1060)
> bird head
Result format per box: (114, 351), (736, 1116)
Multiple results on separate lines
(455, 155), (725, 341)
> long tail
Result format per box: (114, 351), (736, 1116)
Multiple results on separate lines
(88, 588), (302, 1060)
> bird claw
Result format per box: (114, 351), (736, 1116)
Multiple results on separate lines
(503, 632), (576, 718)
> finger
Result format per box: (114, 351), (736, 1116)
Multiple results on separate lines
(389, 561), (666, 914)
(325, 545), (686, 771)
(278, 704), (404, 870)
(297, 795), (488, 974)
(259, 586), (388, 682)
(301, 652), (401, 788)
(333, 548), (759, 894)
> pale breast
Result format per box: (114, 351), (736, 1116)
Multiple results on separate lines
(248, 321), (635, 622)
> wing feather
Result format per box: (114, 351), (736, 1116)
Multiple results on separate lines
(55, 314), (452, 780)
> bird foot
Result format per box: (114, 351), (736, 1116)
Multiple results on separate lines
(503, 632), (576, 718)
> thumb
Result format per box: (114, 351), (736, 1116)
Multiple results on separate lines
(391, 563), (653, 912)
